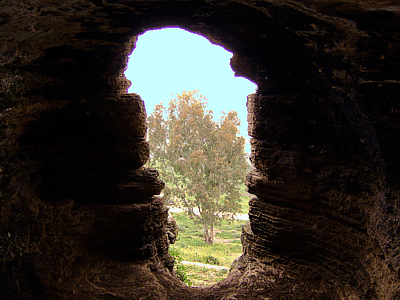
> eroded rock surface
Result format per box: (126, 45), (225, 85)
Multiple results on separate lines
(0, 0), (399, 299)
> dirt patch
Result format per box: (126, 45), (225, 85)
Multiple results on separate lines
(213, 237), (240, 244)
(181, 261), (229, 270)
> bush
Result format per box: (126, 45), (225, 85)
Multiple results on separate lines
(204, 255), (220, 265)
(169, 248), (193, 286)
(169, 247), (183, 261)
(175, 263), (192, 286)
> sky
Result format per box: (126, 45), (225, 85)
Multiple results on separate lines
(124, 27), (257, 153)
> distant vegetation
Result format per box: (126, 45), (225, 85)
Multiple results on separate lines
(147, 89), (253, 285)
(148, 90), (248, 244)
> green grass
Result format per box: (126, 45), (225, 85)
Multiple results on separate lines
(215, 230), (241, 240)
(183, 265), (229, 286)
(169, 212), (248, 286)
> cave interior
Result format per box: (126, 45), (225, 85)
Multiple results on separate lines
(0, 0), (399, 299)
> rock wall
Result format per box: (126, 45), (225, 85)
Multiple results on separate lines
(0, 1), (399, 299)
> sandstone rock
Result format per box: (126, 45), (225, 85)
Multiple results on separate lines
(0, 0), (399, 299)
(167, 213), (178, 245)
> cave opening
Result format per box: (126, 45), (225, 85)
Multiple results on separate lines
(1, 1), (399, 298)
(124, 27), (256, 152)
(124, 27), (256, 286)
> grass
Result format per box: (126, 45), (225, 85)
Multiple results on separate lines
(215, 230), (242, 240)
(169, 212), (248, 286)
(183, 265), (229, 286)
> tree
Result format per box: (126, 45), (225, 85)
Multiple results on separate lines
(147, 90), (248, 244)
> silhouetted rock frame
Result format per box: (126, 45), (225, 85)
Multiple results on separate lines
(0, 1), (399, 299)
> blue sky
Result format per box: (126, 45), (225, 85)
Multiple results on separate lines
(124, 27), (257, 153)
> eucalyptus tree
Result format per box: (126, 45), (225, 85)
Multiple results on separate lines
(147, 90), (247, 244)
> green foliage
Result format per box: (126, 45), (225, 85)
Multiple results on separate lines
(204, 255), (220, 265)
(169, 247), (193, 286)
(176, 264), (192, 286)
(169, 247), (183, 261)
(148, 90), (248, 244)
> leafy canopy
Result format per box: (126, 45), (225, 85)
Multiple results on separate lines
(147, 90), (247, 244)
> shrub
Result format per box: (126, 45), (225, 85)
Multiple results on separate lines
(169, 247), (193, 286)
(175, 263), (192, 286)
(204, 255), (220, 265)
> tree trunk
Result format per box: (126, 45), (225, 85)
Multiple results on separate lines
(210, 223), (214, 245)
(204, 223), (212, 244)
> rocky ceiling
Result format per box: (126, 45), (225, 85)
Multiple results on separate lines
(0, 0), (399, 299)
